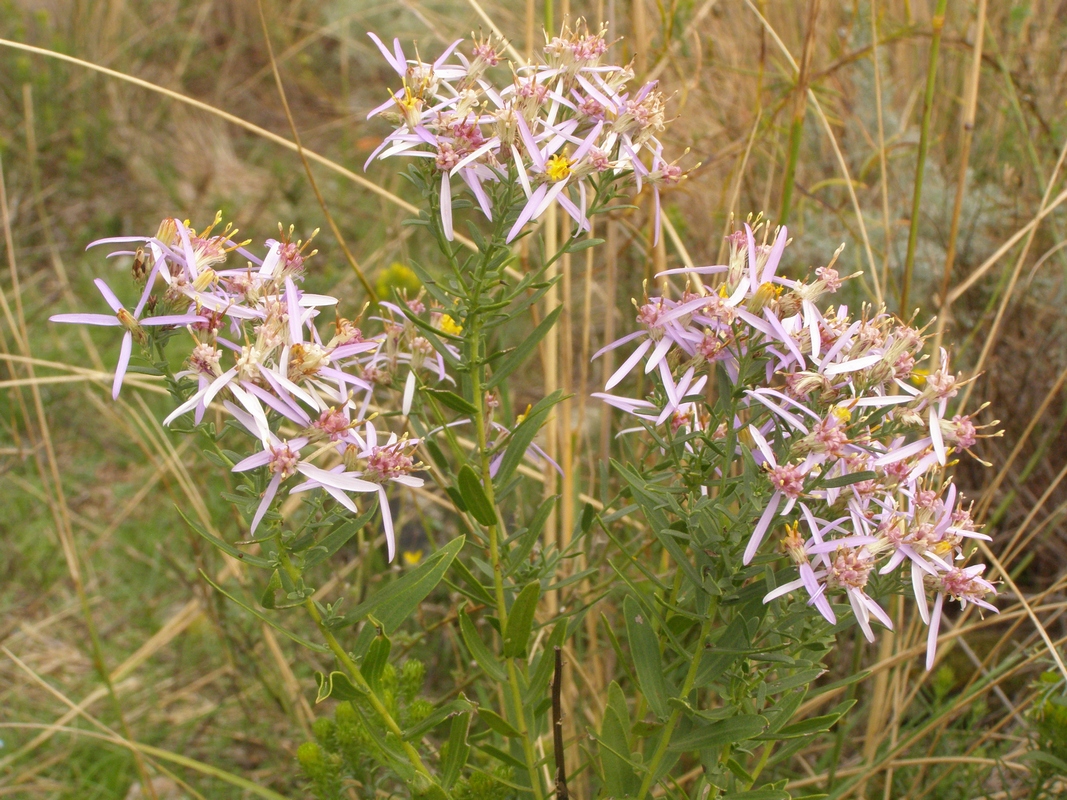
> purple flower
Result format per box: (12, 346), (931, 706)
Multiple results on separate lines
(50, 278), (205, 398)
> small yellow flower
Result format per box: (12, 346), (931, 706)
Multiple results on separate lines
(545, 153), (573, 182)
(831, 405), (852, 424)
(438, 314), (463, 336)
(402, 550), (423, 566)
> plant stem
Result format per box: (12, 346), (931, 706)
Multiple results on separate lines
(275, 548), (440, 788)
(900, 0), (949, 317)
(634, 614), (716, 800)
(468, 310), (546, 800)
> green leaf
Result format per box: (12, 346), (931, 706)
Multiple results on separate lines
(494, 390), (563, 488)
(476, 744), (526, 772)
(668, 714), (768, 751)
(200, 571), (329, 653)
(259, 571), (283, 609)
(448, 557), (497, 607)
(564, 236), (605, 253)
(459, 608), (506, 682)
(503, 582), (540, 659)
(178, 509), (272, 568)
(403, 696), (477, 742)
(478, 707), (521, 738)
(488, 305), (562, 389)
(303, 508), (375, 569)
(314, 670), (366, 703)
(764, 668), (825, 694)
(766, 713), (843, 739)
(348, 536), (465, 633)
(821, 470), (878, 489)
(580, 502), (596, 534)
(441, 712), (471, 789)
(599, 681), (638, 797)
(422, 387), (478, 415)
(363, 631), (392, 693)
(457, 466), (497, 526)
(624, 595), (670, 719)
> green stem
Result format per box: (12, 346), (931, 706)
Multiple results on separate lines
(468, 312), (546, 800)
(635, 614), (716, 800)
(900, 0), (948, 316)
(275, 548), (440, 789)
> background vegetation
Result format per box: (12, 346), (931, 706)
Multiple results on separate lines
(1, 0), (1066, 797)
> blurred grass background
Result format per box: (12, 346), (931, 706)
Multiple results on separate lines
(1, 0), (1066, 797)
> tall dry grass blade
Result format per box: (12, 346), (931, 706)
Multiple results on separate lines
(978, 541), (1067, 680)
(21, 84), (104, 372)
(956, 134), (1067, 411)
(0, 38), (478, 255)
(869, 0), (894, 300)
(778, 0), (821, 225)
(900, 0), (948, 318)
(743, 0), (881, 303)
(937, 0), (988, 318)
(0, 724), (291, 800)
(0, 152), (158, 800)
(2, 647), (208, 800)
(255, 0), (377, 302)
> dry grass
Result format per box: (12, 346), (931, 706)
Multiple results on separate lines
(1, 0), (1066, 797)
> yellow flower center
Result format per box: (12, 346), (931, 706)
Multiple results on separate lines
(438, 314), (463, 336)
(545, 153), (573, 182)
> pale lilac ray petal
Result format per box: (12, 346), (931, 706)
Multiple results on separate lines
(440, 172), (454, 241)
(926, 593), (944, 670)
(605, 339), (651, 390)
(93, 279), (124, 313)
(744, 491), (782, 564)
(380, 485), (396, 563)
(50, 313), (121, 326)
(250, 473), (282, 535)
(112, 331), (133, 399)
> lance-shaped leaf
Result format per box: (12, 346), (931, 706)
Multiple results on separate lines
(348, 536), (465, 633)
(624, 595), (670, 719)
(488, 305), (562, 389)
(503, 582), (540, 659)
(459, 608), (506, 682)
(457, 465), (497, 526)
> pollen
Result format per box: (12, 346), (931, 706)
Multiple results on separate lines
(545, 153), (573, 182)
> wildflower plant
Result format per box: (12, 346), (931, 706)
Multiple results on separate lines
(50, 22), (1000, 800)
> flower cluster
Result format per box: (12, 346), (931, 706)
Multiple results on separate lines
(49, 216), (452, 560)
(365, 21), (684, 243)
(596, 222), (999, 668)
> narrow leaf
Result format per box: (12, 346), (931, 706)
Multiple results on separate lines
(624, 595), (670, 719)
(423, 387), (478, 415)
(503, 582), (540, 659)
(459, 608), (507, 682)
(488, 305), (563, 388)
(178, 509), (272, 568)
(478, 707), (522, 738)
(441, 712), (471, 789)
(457, 465), (497, 526)
(348, 536), (465, 633)
(303, 508), (375, 568)
(668, 714), (768, 751)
